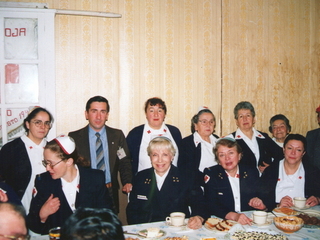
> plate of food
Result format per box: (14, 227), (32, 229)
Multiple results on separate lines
(204, 217), (238, 232)
(296, 213), (320, 229)
(229, 230), (287, 240)
(138, 228), (166, 238)
(272, 207), (298, 216)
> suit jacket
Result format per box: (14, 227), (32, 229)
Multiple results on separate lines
(0, 137), (32, 200)
(259, 160), (320, 211)
(0, 182), (22, 205)
(178, 134), (219, 187)
(306, 128), (320, 170)
(126, 124), (182, 175)
(231, 131), (284, 170)
(27, 166), (112, 234)
(126, 165), (208, 224)
(203, 164), (260, 219)
(69, 125), (132, 211)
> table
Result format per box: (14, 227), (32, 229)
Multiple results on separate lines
(123, 206), (320, 240)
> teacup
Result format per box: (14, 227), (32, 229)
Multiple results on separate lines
(49, 227), (61, 240)
(166, 212), (185, 226)
(252, 211), (267, 225)
(294, 197), (307, 209)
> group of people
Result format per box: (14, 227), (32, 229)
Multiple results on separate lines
(0, 96), (319, 238)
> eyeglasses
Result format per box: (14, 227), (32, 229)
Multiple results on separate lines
(42, 159), (64, 169)
(31, 120), (52, 128)
(198, 119), (215, 125)
(0, 234), (30, 240)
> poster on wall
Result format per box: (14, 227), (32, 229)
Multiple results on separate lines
(5, 63), (39, 103)
(0, 108), (31, 147)
(4, 18), (38, 60)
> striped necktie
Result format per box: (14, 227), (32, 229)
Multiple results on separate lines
(95, 132), (105, 171)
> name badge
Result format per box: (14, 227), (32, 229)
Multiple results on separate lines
(117, 147), (126, 159)
(137, 195), (148, 200)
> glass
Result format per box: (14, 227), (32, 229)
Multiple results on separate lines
(49, 227), (60, 240)
(42, 160), (64, 169)
(198, 119), (215, 125)
(31, 120), (52, 128)
(0, 234), (30, 240)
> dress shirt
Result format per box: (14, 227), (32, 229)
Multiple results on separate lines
(155, 166), (171, 190)
(272, 137), (284, 148)
(193, 132), (217, 172)
(61, 165), (80, 212)
(88, 126), (111, 183)
(20, 134), (47, 214)
(226, 167), (241, 212)
(275, 160), (305, 202)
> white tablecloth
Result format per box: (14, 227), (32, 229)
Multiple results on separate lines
(123, 206), (320, 240)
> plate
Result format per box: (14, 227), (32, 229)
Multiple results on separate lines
(292, 205), (311, 211)
(204, 218), (237, 232)
(166, 222), (187, 227)
(297, 209), (320, 217)
(272, 207), (298, 216)
(251, 220), (273, 227)
(138, 229), (166, 238)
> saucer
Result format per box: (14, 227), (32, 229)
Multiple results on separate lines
(166, 221), (187, 227)
(292, 205), (311, 210)
(251, 220), (273, 227)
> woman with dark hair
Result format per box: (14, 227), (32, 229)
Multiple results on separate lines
(61, 207), (124, 240)
(269, 114), (291, 148)
(260, 134), (320, 210)
(126, 97), (182, 175)
(27, 135), (113, 235)
(203, 138), (266, 225)
(178, 107), (219, 186)
(0, 107), (53, 214)
(226, 101), (283, 174)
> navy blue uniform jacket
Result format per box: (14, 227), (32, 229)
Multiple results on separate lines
(0, 137), (32, 200)
(203, 164), (260, 219)
(259, 160), (320, 211)
(126, 124), (182, 175)
(27, 166), (113, 234)
(178, 134), (219, 187)
(231, 131), (284, 170)
(126, 165), (208, 224)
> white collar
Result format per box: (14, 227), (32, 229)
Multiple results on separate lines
(234, 128), (265, 140)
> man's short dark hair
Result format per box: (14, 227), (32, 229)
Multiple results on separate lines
(85, 96), (110, 112)
(60, 208), (124, 240)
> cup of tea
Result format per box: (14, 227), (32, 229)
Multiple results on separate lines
(49, 227), (60, 240)
(166, 212), (186, 226)
(252, 211), (267, 225)
(294, 197), (306, 209)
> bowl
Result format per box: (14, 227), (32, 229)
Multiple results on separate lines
(274, 216), (304, 233)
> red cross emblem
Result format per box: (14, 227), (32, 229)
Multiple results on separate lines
(29, 146), (33, 149)
(147, 130), (151, 134)
(204, 175), (210, 183)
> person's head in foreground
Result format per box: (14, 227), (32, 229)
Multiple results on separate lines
(60, 207), (124, 240)
(0, 203), (29, 240)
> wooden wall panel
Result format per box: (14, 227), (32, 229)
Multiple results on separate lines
(221, 0), (320, 136)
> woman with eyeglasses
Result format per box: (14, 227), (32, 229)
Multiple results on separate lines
(177, 107), (219, 186)
(27, 135), (113, 235)
(0, 107), (53, 215)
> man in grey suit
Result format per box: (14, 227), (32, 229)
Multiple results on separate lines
(306, 105), (320, 170)
(69, 96), (132, 213)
